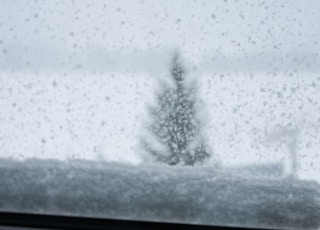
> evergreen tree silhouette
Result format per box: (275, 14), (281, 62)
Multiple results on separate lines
(142, 53), (211, 166)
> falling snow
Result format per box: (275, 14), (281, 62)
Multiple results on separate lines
(1, 0), (320, 229)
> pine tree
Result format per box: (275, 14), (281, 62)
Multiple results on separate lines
(141, 53), (211, 166)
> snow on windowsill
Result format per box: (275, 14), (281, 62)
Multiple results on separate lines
(0, 158), (319, 230)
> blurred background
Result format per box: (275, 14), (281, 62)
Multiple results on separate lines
(0, 0), (320, 181)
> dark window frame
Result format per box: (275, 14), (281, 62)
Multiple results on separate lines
(0, 212), (281, 230)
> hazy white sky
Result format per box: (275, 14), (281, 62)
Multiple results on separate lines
(0, 0), (320, 181)
(1, 0), (320, 71)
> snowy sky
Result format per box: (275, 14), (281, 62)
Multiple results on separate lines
(0, 0), (320, 181)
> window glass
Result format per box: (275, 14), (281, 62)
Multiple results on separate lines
(0, 0), (320, 229)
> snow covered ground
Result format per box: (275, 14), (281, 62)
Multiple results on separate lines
(0, 159), (319, 230)
(1, 0), (320, 182)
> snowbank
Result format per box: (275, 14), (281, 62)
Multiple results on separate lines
(0, 158), (319, 229)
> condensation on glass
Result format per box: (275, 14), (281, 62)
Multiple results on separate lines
(0, 1), (319, 229)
